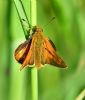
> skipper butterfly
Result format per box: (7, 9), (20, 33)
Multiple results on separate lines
(14, 26), (67, 70)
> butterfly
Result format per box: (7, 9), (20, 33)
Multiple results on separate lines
(14, 26), (67, 70)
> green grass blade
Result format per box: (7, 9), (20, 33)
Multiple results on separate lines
(13, 0), (30, 39)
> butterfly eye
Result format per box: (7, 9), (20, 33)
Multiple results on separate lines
(32, 26), (37, 32)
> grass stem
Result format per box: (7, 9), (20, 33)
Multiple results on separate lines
(30, 0), (38, 100)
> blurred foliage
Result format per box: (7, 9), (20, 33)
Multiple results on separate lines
(0, 0), (85, 100)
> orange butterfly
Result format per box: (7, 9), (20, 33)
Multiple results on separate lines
(14, 26), (67, 70)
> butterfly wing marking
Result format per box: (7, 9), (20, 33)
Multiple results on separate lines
(42, 37), (67, 68)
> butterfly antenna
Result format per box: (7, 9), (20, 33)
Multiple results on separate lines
(43, 17), (55, 29)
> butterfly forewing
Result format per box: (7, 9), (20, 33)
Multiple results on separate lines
(20, 42), (34, 70)
(41, 37), (67, 68)
(14, 38), (34, 67)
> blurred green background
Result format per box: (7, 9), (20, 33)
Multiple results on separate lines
(0, 0), (85, 100)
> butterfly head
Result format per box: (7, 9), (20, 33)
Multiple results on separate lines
(32, 26), (43, 33)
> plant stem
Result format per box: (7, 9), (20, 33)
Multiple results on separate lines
(13, 0), (30, 39)
(31, 68), (38, 100)
(30, 0), (37, 26)
(30, 0), (38, 100)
